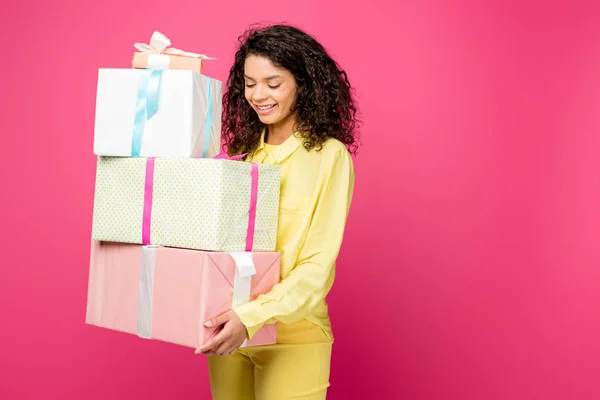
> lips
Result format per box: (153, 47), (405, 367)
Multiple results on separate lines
(255, 104), (277, 115)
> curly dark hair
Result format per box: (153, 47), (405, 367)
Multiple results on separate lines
(222, 23), (360, 156)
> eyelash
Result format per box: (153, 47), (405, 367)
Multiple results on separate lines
(245, 84), (281, 89)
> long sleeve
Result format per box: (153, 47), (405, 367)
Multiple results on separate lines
(234, 146), (355, 339)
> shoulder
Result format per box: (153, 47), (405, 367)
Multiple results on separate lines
(321, 137), (348, 152)
(295, 135), (354, 172)
(305, 138), (354, 181)
(320, 138), (353, 168)
(303, 137), (352, 161)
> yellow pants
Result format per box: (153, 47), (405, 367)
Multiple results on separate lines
(208, 320), (333, 400)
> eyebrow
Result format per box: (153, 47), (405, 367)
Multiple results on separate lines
(244, 74), (282, 81)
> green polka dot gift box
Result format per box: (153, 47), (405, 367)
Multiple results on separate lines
(91, 156), (280, 252)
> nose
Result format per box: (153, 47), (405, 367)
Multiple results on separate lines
(251, 85), (268, 103)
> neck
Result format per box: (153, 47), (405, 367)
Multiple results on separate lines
(266, 115), (297, 145)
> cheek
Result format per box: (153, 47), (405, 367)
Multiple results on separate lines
(278, 88), (297, 109)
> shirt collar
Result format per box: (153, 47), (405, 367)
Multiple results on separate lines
(256, 129), (304, 164)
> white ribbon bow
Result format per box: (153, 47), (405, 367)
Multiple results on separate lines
(134, 31), (215, 60)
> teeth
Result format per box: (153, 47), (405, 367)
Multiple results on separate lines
(257, 104), (275, 110)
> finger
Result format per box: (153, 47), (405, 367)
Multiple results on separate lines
(200, 339), (238, 357)
(208, 323), (237, 355)
(216, 330), (238, 356)
(195, 325), (225, 355)
(205, 321), (235, 352)
(214, 342), (231, 356)
(221, 338), (241, 355)
(197, 346), (221, 356)
(197, 338), (219, 354)
(225, 340), (242, 355)
(219, 337), (241, 356)
(199, 342), (228, 357)
(204, 310), (233, 328)
(195, 339), (214, 354)
(195, 324), (225, 354)
(196, 329), (227, 354)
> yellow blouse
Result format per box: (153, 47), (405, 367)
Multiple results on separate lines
(233, 131), (355, 341)
(263, 142), (278, 156)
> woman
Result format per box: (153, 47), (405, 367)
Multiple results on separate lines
(196, 23), (360, 400)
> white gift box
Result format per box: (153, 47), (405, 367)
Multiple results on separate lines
(93, 69), (222, 158)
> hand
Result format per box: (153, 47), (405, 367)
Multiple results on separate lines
(195, 310), (247, 356)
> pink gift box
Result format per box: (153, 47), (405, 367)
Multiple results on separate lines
(85, 240), (279, 348)
(132, 52), (203, 72)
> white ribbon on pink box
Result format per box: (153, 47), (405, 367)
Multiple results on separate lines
(136, 246), (257, 348)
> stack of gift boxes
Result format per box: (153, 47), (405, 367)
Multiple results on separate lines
(85, 31), (281, 349)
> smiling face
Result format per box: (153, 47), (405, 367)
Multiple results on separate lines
(244, 54), (298, 131)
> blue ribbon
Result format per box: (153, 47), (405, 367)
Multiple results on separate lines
(132, 69), (164, 157)
(201, 77), (213, 158)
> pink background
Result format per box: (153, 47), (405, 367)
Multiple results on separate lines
(2, 0), (600, 399)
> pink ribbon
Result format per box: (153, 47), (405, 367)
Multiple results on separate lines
(246, 163), (258, 251)
(214, 152), (246, 161)
(142, 157), (156, 245)
(214, 152), (258, 251)
(141, 154), (259, 251)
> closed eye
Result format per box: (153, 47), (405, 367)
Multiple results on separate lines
(245, 83), (281, 89)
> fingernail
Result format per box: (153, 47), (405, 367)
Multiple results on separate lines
(204, 321), (213, 327)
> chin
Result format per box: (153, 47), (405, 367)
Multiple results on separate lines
(258, 115), (280, 124)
